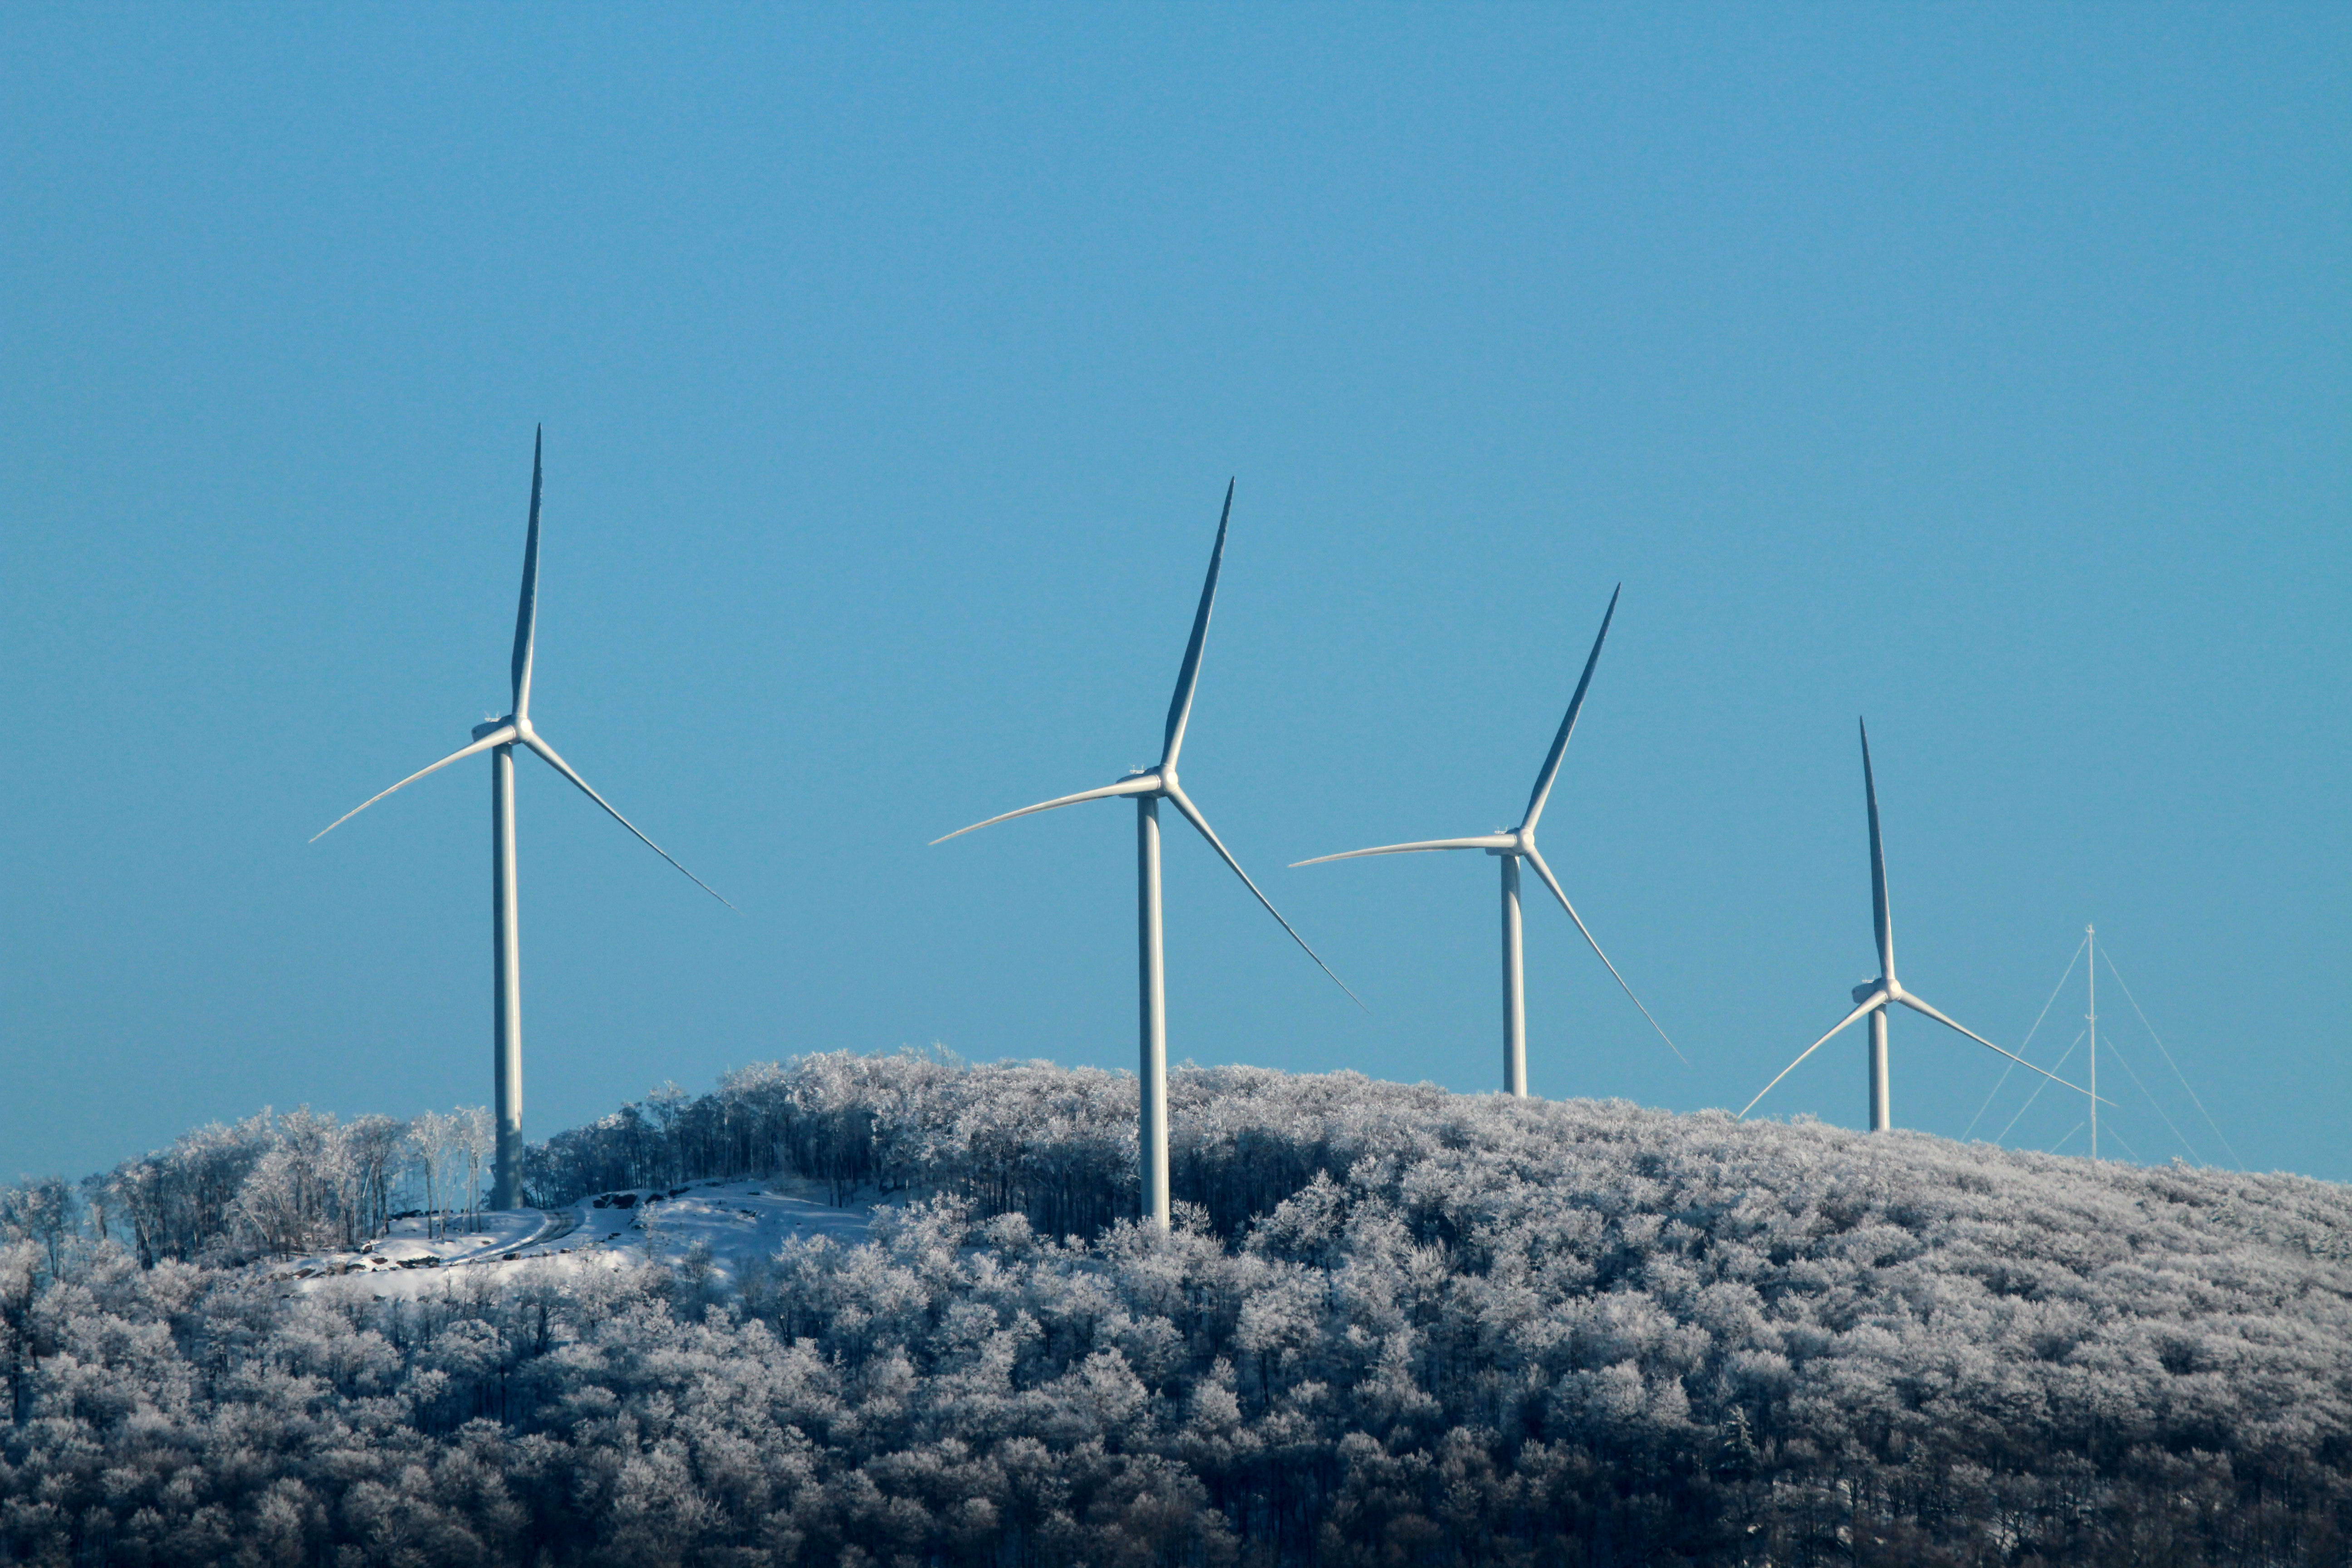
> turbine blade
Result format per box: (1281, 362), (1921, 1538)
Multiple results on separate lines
(1860, 718), (1894, 981)
(1519, 585), (1620, 833)
(1737, 991), (1888, 1119)
(1163, 783), (1363, 1008)
(1522, 846), (1684, 1062)
(1895, 992), (2109, 1104)
(1290, 835), (1514, 868)
(311, 727), (515, 842)
(511, 427), (544, 719)
(930, 775), (1161, 845)
(1159, 480), (1234, 771)
(520, 733), (734, 909)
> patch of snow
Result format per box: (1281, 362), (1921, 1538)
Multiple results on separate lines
(286, 1178), (877, 1298)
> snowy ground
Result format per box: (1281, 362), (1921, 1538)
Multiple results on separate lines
(280, 1177), (878, 1299)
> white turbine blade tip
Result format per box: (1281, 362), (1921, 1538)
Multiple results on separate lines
(1897, 992), (2102, 1100)
(1289, 835), (1505, 868)
(311, 730), (513, 842)
(523, 735), (734, 909)
(1522, 849), (1683, 1063)
(1167, 786), (1363, 1009)
(931, 777), (1153, 845)
(1736, 991), (1884, 1120)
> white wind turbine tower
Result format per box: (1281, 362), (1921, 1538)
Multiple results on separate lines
(1291, 587), (1679, 1096)
(933, 481), (1357, 1230)
(1740, 719), (2096, 1130)
(314, 430), (730, 1210)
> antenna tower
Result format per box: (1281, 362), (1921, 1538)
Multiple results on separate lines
(2087, 923), (2098, 1161)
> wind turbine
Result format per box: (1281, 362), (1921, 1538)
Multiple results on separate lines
(314, 429), (730, 1210)
(933, 481), (1356, 1229)
(1739, 719), (2095, 1130)
(1291, 587), (1678, 1096)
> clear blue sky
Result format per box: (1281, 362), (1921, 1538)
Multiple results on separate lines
(2, 6), (2343, 1182)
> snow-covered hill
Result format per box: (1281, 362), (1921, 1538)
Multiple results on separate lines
(6, 1054), (2349, 1565)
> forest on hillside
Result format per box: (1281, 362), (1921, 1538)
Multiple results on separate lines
(3, 1053), (2350, 1566)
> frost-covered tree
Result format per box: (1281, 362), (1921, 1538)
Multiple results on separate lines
(0, 1178), (70, 1279)
(458, 1105), (494, 1227)
(8, 1054), (2350, 1564)
(408, 1108), (480, 1240)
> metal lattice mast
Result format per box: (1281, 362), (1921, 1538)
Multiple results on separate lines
(2087, 924), (2098, 1161)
